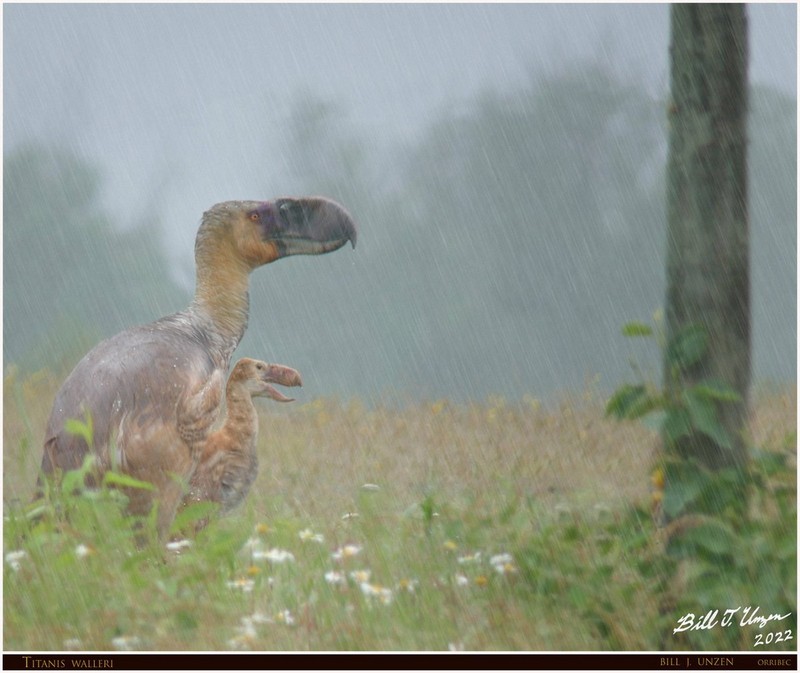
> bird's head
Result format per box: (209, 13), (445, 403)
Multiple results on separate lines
(196, 197), (357, 270)
(230, 357), (303, 403)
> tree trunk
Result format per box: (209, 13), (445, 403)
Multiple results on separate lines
(665, 5), (750, 470)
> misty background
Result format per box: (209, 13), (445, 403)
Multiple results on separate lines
(3, 4), (796, 404)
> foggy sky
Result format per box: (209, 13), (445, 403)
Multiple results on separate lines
(4, 3), (796, 280)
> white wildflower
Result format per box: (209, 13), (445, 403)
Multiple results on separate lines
(237, 617), (258, 639)
(455, 573), (469, 587)
(275, 609), (295, 625)
(5, 550), (27, 571)
(457, 552), (481, 564)
(252, 547), (295, 564)
(226, 578), (255, 592)
(249, 611), (273, 625)
(489, 552), (513, 567)
(111, 635), (141, 650)
(349, 569), (371, 583)
(75, 544), (94, 559)
(490, 552), (517, 574)
(361, 483), (381, 491)
(324, 570), (345, 585)
(166, 539), (192, 553)
(242, 535), (262, 550)
(331, 544), (362, 560)
(227, 633), (254, 650)
(360, 582), (393, 605)
(298, 528), (324, 543)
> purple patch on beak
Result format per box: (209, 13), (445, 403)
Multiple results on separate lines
(250, 197), (356, 256)
(255, 202), (279, 238)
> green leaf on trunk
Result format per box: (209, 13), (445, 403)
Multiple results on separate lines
(662, 407), (693, 446)
(682, 388), (733, 449)
(662, 460), (712, 519)
(691, 380), (742, 403)
(666, 324), (708, 370)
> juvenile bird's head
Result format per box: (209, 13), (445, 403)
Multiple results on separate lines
(230, 357), (303, 403)
(196, 197), (357, 271)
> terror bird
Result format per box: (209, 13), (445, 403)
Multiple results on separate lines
(40, 197), (356, 537)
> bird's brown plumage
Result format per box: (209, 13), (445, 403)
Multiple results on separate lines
(40, 198), (355, 537)
(180, 358), (301, 530)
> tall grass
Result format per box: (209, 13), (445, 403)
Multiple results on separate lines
(3, 369), (795, 651)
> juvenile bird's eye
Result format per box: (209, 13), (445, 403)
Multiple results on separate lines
(256, 363), (263, 370)
(249, 212), (260, 222)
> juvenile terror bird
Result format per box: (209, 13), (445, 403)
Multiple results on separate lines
(180, 358), (302, 532)
(40, 198), (356, 536)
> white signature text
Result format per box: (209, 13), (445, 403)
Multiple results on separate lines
(673, 606), (792, 633)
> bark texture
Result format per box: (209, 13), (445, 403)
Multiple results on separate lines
(665, 5), (750, 469)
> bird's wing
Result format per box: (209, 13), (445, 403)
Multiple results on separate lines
(43, 321), (219, 477)
(177, 367), (225, 447)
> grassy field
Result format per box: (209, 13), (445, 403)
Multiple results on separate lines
(3, 368), (796, 651)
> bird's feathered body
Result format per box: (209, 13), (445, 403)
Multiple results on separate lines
(42, 312), (227, 530)
(39, 198), (356, 537)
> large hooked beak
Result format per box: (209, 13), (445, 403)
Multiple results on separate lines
(262, 197), (357, 257)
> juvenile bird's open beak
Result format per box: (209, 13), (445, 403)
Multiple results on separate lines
(256, 364), (303, 403)
(263, 197), (357, 257)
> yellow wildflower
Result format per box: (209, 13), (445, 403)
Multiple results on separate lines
(651, 468), (665, 490)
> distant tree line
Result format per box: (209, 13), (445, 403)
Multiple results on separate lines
(3, 145), (187, 373)
(4, 63), (795, 401)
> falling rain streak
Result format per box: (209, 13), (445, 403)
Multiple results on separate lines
(3, 4), (795, 403)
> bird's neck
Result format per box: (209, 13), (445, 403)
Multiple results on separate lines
(221, 385), (259, 443)
(190, 245), (251, 360)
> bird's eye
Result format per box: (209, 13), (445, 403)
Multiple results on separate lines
(249, 211), (260, 222)
(256, 363), (263, 370)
